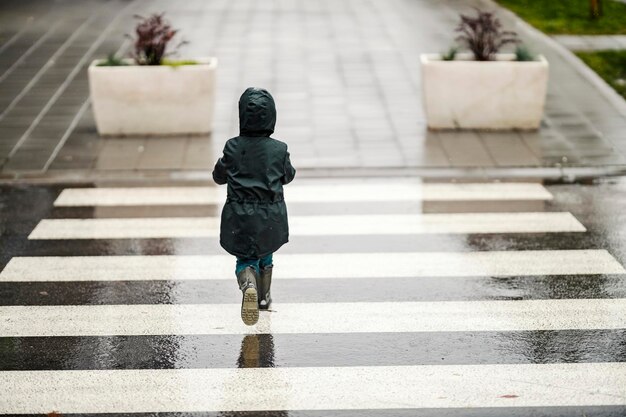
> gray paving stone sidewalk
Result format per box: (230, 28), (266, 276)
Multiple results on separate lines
(1, 0), (626, 178)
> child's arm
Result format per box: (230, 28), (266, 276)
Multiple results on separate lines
(282, 148), (296, 185)
(212, 146), (229, 185)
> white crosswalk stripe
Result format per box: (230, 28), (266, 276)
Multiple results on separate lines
(2, 363), (625, 413)
(2, 299), (626, 336)
(2, 250), (623, 281)
(53, 182), (553, 206)
(2, 180), (626, 414)
(27, 212), (585, 239)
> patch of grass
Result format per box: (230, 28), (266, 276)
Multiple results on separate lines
(161, 59), (199, 67)
(576, 50), (626, 99)
(495, 0), (626, 34)
(442, 46), (458, 61)
(96, 53), (128, 66)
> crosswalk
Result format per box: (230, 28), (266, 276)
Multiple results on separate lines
(1, 179), (625, 415)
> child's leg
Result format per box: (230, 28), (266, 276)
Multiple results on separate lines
(236, 257), (261, 277)
(258, 253), (274, 309)
(236, 257), (261, 326)
(259, 253), (273, 269)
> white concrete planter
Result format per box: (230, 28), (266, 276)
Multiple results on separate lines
(88, 58), (217, 136)
(421, 53), (548, 130)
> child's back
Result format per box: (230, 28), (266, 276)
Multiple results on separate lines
(212, 87), (296, 325)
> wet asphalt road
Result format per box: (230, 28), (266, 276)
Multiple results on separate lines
(1, 178), (626, 416)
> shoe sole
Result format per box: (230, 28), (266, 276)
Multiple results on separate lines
(241, 287), (259, 326)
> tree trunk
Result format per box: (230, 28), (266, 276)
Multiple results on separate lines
(590, 0), (604, 19)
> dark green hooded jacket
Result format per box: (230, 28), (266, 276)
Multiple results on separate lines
(212, 87), (296, 259)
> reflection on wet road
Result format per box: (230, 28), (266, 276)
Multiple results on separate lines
(1, 178), (626, 415)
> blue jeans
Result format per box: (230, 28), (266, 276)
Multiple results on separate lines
(236, 253), (273, 276)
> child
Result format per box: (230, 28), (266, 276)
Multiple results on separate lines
(212, 87), (296, 326)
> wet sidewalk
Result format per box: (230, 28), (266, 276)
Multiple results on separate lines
(1, 0), (626, 180)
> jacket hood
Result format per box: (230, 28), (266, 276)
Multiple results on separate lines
(239, 87), (276, 136)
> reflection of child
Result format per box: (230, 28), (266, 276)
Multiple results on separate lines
(212, 87), (296, 326)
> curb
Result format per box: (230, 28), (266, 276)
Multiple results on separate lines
(2, 165), (626, 186)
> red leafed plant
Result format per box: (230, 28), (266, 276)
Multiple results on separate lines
(131, 13), (182, 65)
(455, 9), (519, 61)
